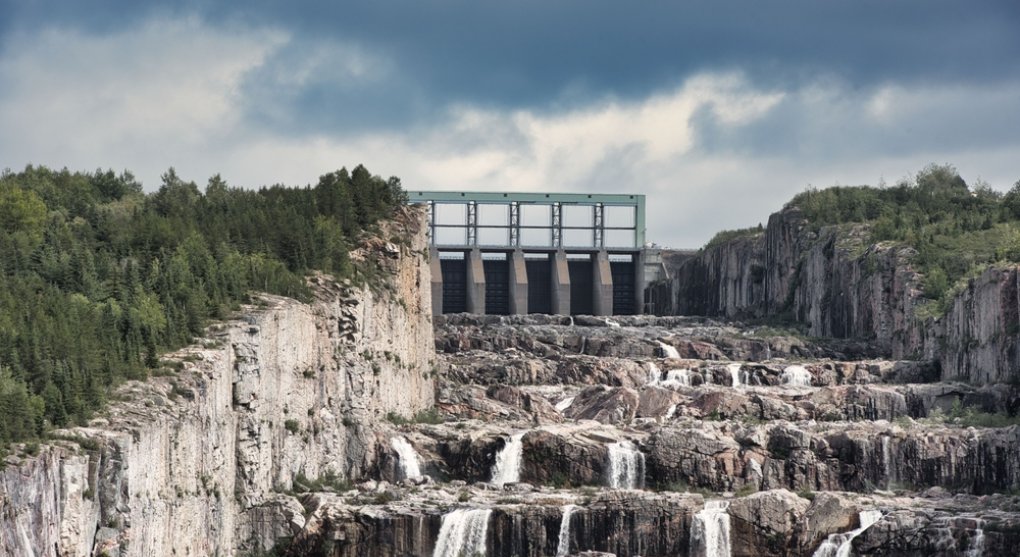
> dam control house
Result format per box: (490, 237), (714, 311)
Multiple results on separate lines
(408, 191), (659, 316)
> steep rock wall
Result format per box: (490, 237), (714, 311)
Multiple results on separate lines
(0, 208), (434, 557)
(669, 206), (1020, 382)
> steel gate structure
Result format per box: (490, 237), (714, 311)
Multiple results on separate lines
(411, 191), (648, 316)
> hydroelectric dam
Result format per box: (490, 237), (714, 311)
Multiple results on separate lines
(408, 191), (666, 316)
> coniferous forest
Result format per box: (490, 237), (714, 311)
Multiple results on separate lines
(0, 164), (406, 445)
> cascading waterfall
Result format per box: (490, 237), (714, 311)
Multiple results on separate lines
(881, 436), (894, 489)
(607, 440), (645, 489)
(555, 504), (578, 557)
(647, 362), (662, 384)
(811, 510), (883, 557)
(648, 361), (692, 388)
(657, 341), (681, 359)
(727, 364), (742, 388)
(691, 500), (732, 557)
(966, 520), (985, 557)
(390, 436), (423, 481)
(433, 508), (492, 557)
(664, 368), (692, 388)
(491, 432), (525, 486)
(781, 365), (812, 387)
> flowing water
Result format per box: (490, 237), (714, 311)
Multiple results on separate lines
(727, 364), (742, 388)
(490, 432), (525, 486)
(781, 365), (812, 387)
(648, 361), (692, 388)
(555, 504), (579, 557)
(433, 508), (492, 557)
(811, 510), (883, 557)
(966, 520), (985, 557)
(390, 436), (423, 481)
(691, 500), (732, 557)
(657, 340), (681, 359)
(607, 440), (645, 489)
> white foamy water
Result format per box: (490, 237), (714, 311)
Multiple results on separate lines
(881, 436), (894, 489)
(966, 521), (985, 557)
(691, 500), (732, 557)
(555, 396), (575, 412)
(782, 365), (812, 387)
(664, 403), (678, 420)
(491, 432), (525, 486)
(728, 364), (742, 388)
(811, 510), (883, 557)
(657, 341), (680, 359)
(390, 436), (423, 481)
(555, 504), (578, 556)
(604, 317), (621, 328)
(607, 440), (645, 489)
(433, 508), (492, 557)
(664, 368), (692, 388)
(648, 361), (692, 389)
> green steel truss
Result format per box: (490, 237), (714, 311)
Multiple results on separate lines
(406, 191), (646, 250)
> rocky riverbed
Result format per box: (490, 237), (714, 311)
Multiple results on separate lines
(281, 314), (1020, 556)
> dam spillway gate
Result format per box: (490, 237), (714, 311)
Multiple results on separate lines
(408, 191), (651, 316)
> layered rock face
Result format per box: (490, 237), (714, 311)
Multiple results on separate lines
(0, 209), (434, 557)
(281, 315), (1020, 556)
(666, 206), (1020, 384)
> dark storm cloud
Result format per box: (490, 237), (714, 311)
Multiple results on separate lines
(5, 0), (1019, 133)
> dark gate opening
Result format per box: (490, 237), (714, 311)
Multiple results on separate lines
(525, 256), (552, 314)
(483, 258), (510, 315)
(568, 258), (593, 315)
(611, 260), (636, 315)
(441, 258), (467, 313)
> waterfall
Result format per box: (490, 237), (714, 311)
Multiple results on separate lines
(607, 441), (645, 489)
(811, 510), (883, 557)
(649, 362), (691, 388)
(664, 368), (692, 388)
(781, 365), (812, 387)
(433, 508), (492, 557)
(555, 504), (578, 557)
(657, 341), (680, 359)
(491, 432), (525, 486)
(555, 396), (575, 412)
(765, 344), (772, 360)
(728, 364), (742, 388)
(691, 500), (732, 557)
(647, 362), (662, 384)
(966, 521), (985, 557)
(664, 403), (678, 420)
(390, 436), (423, 481)
(742, 369), (751, 386)
(881, 436), (894, 489)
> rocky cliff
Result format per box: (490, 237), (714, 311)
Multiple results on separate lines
(273, 315), (1020, 556)
(668, 206), (1020, 384)
(0, 207), (434, 557)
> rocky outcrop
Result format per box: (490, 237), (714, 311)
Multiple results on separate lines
(666, 206), (1020, 386)
(938, 266), (1020, 384)
(0, 208), (434, 557)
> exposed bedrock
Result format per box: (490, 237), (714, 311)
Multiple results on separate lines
(665, 205), (1020, 385)
(0, 209), (435, 557)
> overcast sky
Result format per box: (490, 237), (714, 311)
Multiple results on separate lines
(1, 1), (1018, 247)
